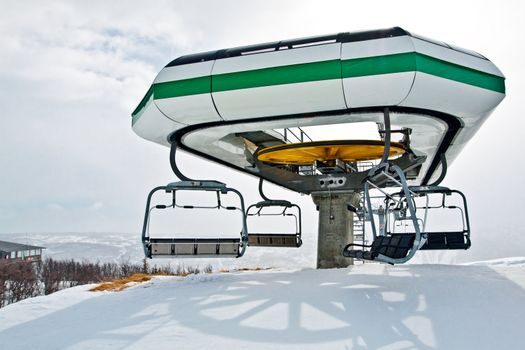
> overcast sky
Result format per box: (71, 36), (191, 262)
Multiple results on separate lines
(1, 0), (524, 260)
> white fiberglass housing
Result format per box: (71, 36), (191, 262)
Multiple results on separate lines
(131, 27), (505, 190)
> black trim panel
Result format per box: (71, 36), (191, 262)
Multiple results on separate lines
(166, 49), (220, 67)
(168, 106), (462, 191)
(164, 26), (490, 70)
(337, 27), (407, 43)
(165, 27), (408, 67)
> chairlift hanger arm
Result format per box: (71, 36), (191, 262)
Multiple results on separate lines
(255, 178), (294, 208)
(347, 107), (425, 264)
(170, 140), (193, 182)
(364, 107), (392, 239)
(379, 107), (391, 165)
(258, 177), (271, 201)
(170, 139), (224, 186)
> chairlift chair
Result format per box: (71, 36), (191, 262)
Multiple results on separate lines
(388, 186), (471, 251)
(246, 179), (303, 248)
(141, 142), (248, 259)
(343, 167), (471, 264)
(342, 108), (471, 264)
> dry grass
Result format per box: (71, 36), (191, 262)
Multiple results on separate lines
(89, 274), (153, 292)
(89, 267), (271, 292)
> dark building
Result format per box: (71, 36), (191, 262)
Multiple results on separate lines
(0, 240), (45, 262)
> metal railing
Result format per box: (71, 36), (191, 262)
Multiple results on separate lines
(279, 127), (313, 143)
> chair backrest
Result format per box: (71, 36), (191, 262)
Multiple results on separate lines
(371, 234), (415, 259)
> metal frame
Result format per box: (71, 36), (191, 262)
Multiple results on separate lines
(141, 141), (248, 259)
(386, 186), (471, 250)
(343, 182), (471, 264)
(358, 164), (425, 264)
(142, 181), (248, 258)
(343, 108), (427, 264)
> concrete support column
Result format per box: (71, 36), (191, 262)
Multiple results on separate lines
(312, 191), (360, 269)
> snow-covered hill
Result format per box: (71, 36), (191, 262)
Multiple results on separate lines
(1, 232), (318, 269)
(1, 263), (524, 349)
(2, 231), (515, 269)
(2, 232), (145, 264)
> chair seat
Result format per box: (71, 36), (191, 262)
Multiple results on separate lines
(344, 231), (470, 263)
(420, 232), (470, 250)
(248, 234), (301, 247)
(148, 238), (241, 256)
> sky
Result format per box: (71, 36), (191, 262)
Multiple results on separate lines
(1, 0), (524, 261)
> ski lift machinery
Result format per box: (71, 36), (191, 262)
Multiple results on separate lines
(134, 27), (505, 264)
(342, 108), (471, 263)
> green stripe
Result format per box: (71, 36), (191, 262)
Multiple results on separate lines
(213, 59), (341, 92)
(132, 52), (505, 119)
(340, 52), (504, 93)
(341, 52), (416, 78)
(132, 85), (154, 126)
(153, 76), (211, 99)
(132, 85), (153, 117)
(415, 54), (505, 93)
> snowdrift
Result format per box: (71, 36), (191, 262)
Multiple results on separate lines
(1, 263), (524, 349)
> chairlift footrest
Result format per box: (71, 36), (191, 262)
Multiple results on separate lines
(248, 234), (302, 247)
(146, 238), (242, 257)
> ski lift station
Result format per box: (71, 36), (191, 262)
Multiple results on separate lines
(132, 27), (505, 268)
(0, 240), (45, 263)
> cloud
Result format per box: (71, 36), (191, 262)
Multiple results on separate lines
(0, 0), (523, 262)
(0, 0), (307, 233)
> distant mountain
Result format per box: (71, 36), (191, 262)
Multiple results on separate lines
(0, 232), (318, 270)
(3, 232), (144, 264)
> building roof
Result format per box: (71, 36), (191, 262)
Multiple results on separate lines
(0, 240), (46, 253)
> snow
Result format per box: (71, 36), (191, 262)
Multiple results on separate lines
(464, 256), (525, 267)
(1, 263), (524, 349)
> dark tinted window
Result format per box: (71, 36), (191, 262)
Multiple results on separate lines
(165, 27), (410, 67)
